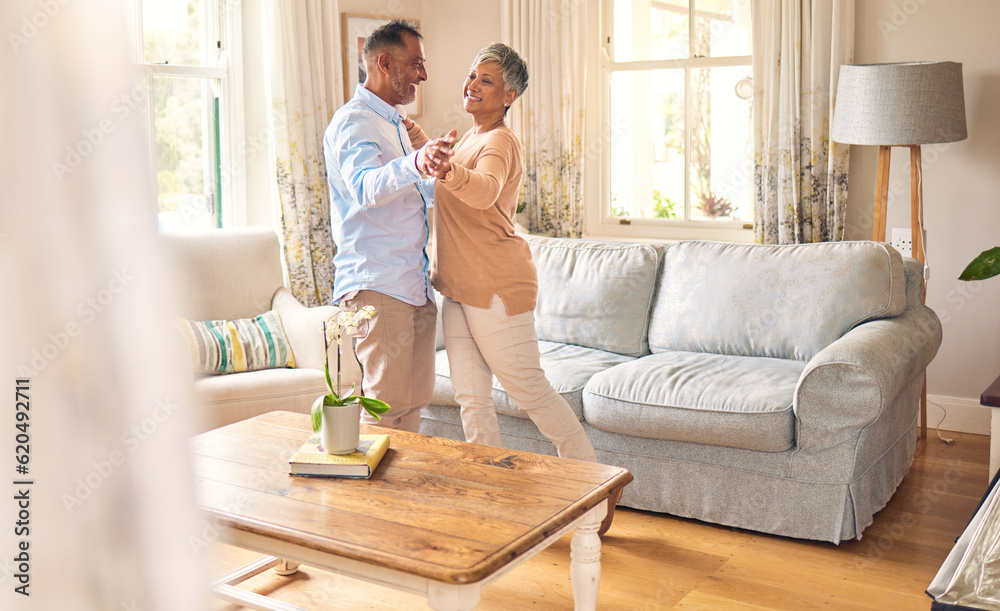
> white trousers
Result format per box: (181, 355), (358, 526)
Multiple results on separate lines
(442, 295), (597, 462)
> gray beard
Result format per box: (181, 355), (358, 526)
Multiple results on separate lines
(391, 71), (416, 105)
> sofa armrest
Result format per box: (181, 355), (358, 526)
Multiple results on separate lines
(792, 304), (942, 480)
(270, 288), (362, 390)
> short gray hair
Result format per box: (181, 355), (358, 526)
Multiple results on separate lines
(471, 43), (529, 101)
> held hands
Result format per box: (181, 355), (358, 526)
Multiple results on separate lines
(417, 129), (458, 179)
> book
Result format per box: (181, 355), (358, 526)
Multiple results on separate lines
(288, 433), (390, 478)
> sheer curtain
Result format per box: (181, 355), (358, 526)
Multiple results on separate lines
(502, 0), (587, 237)
(263, 0), (343, 306)
(752, 0), (854, 244)
(1, 1), (208, 609)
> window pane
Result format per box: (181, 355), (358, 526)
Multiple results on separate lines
(154, 77), (218, 230)
(689, 67), (752, 222)
(143, 0), (206, 66)
(609, 70), (685, 219)
(612, 0), (688, 62)
(694, 0), (751, 57)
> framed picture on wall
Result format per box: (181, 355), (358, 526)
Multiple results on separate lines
(341, 14), (422, 118)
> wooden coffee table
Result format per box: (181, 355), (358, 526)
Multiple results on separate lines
(191, 411), (632, 610)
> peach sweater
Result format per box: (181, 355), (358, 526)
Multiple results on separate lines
(430, 126), (537, 315)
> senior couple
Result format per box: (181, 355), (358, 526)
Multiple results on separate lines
(323, 20), (595, 463)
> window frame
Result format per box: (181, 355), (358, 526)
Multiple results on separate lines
(131, 0), (246, 228)
(586, 0), (754, 242)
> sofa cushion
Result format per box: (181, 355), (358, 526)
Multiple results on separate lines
(648, 241), (905, 361)
(179, 310), (295, 375)
(431, 341), (634, 421)
(583, 351), (805, 451)
(193, 367), (326, 432)
(902, 257), (924, 310)
(526, 235), (662, 357)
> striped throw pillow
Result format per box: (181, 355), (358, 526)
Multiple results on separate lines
(178, 310), (296, 375)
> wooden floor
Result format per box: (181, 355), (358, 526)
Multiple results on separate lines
(209, 430), (990, 610)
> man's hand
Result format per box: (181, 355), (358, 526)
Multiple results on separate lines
(417, 129), (457, 178)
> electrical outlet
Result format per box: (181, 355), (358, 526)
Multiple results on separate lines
(891, 228), (912, 257)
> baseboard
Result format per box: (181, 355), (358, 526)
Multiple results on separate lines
(925, 394), (990, 435)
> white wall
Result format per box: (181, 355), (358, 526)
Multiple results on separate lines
(420, 0), (503, 138)
(849, 0), (1000, 432)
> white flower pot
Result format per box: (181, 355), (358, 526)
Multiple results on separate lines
(320, 402), (361, 455)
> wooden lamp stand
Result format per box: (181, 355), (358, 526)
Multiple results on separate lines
(872, 144), (928, 447)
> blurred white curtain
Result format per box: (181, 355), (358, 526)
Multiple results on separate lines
(751, 0), (854, 244)
(264, 0), (343, 306)
(502, 0), (587, 238)
(0, 1), (208, 609)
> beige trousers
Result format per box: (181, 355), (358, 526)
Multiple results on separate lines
(442, 294), (597, 462)
(343, 290), (437, 432)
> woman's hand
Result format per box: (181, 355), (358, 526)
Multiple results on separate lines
(417, 130), (457, 178)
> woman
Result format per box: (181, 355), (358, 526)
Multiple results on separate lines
(427, 44), (597, 463)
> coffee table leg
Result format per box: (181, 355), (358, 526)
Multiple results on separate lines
(570, 505), (605, 610)
(426, 582), (480, 610)
(274, 559), (300, 576)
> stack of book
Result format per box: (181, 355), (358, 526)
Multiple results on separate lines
(288, 433), (389, 478)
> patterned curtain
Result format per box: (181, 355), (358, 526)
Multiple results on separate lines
(503, 0), (586, 237)
(752, 0), (854, 244)
(264, 1), (343, 305)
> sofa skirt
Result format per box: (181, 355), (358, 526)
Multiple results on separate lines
(419, 404), (917, 544)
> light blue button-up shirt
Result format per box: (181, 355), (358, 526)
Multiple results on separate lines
(324, 85), (436, 306)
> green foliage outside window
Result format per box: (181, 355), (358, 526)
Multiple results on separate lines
(652, 190), (677, 219)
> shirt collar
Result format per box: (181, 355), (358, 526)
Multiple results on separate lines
(355, 84), (403, 125)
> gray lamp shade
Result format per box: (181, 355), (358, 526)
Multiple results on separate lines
(831, 61), (968, 145)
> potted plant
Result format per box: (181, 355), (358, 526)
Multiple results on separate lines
(312, 305), (390, 454)
(959, 248), (1000, 281)
(697, 191), (733, 219)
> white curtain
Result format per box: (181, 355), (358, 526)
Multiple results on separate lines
(503, 0), (587, 237)
(264, 0), (343, 306)
(1, 1), (208, 609)
(752, 0), (854, 244)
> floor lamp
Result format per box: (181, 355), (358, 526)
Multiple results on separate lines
(831, 61), (967, 446)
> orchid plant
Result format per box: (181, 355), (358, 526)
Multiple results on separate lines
(311, 305), (390, 433)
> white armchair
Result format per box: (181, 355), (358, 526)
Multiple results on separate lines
(162, 227), (360, 432)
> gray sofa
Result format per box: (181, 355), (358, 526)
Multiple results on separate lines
(420, 235), (942, 544)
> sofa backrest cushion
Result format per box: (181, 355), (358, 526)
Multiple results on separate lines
(526, 235), (661, 357)
(648, 240), (906, 361)
(902, 256), (924, 309)
(161, 228), (285, 322)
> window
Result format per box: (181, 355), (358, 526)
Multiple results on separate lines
(597, 0), (752, 240)
(129, 0), (244, 230)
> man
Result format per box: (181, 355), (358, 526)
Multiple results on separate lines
(323, 20), (452, 432)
